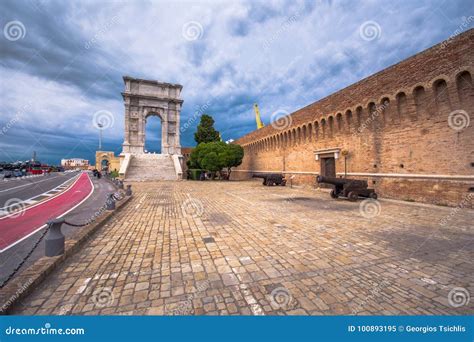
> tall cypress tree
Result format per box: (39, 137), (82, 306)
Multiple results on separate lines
(194, 114), (221, 144)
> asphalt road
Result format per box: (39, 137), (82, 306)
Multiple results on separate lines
(0, 173), (119, 286)
(0, 173), (93, 250)
(0, 172), (79, 205)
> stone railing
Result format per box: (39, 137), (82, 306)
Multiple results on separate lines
(119, 153), (131, 179)
(172, 154), (183, 179)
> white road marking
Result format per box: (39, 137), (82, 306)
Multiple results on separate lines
(0, 174), (67, 193)
(0, 175), (79, 218)
(0, 173), (95, 253)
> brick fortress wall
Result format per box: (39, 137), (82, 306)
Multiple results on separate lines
(232, 29), (474, 208)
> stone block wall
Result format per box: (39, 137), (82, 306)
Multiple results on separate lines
(232, 29), (474, 208)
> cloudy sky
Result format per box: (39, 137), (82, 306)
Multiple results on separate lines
(0, 0), (472, 164)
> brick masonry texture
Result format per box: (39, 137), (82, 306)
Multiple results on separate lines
(10, 181), (474, 315)
(232, 29), (474, 208)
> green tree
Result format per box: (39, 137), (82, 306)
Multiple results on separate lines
(188, 141), (244, 179)
(187, 149), (201, 169)
(219, 143), (244, 177)
(188, 143), (207, 170)
(194, 114), (221, 144)
(201, 152), (221, 175)
(110, 169), (119, 178)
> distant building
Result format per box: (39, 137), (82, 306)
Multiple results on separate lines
(61, 158), (89, 170)
(181, 147), (194, 174)
(95, 151), (120, 174)
(181, 147), (193, 160)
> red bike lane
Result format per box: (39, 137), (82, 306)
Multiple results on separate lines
(0, 172), (93, 251)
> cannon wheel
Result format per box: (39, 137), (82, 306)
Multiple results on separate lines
(280, 180), (286, 186)
(348, 191), (358, 202)
(370, 192), (378, 200)
(330, 190), (338, 199)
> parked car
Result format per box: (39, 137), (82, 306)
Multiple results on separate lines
(3, 170), (12, 178)
(13, 169), (23, 177)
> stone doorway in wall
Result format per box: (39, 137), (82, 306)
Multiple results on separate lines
(320, 157), (336, 188)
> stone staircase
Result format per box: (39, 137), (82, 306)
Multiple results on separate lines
(125, 154), (179, 181)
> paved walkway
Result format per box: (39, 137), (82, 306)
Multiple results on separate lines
(12, 181), (474, 315)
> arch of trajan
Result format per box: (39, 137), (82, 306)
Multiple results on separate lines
(96, 76), (184, 181)
(121, 76), (182, 155)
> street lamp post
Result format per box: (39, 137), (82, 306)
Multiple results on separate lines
(98, 123), (103, 150)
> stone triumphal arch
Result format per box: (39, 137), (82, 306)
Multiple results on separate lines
(121, 76), (182, 155)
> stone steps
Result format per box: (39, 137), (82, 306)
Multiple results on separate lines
(125, 154), (178, 181)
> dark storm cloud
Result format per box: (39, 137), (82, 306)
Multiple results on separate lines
(0, 0), (124, 100)
(1, 0), (472, 163)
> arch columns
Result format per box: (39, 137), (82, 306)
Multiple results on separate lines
(121, 76), (183, 155)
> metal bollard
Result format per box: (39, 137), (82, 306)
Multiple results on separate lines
(45, 218), (66, 257)
(126, 184), (132, 196)
(106, 193), (116, 210)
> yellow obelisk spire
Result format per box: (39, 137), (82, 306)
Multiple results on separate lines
(254, 104), (265, 129)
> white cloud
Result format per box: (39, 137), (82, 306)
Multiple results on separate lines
(1, 67), (123, 139)
(0, 0), (470, 162)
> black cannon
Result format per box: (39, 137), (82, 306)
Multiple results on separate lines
(252, 173), (287, 186)
(316, 176), (377, 201)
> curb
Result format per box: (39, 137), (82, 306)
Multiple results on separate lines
(0, 195), (133, 315)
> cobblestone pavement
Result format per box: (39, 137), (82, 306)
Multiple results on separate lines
(11, 181), (474, 315)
